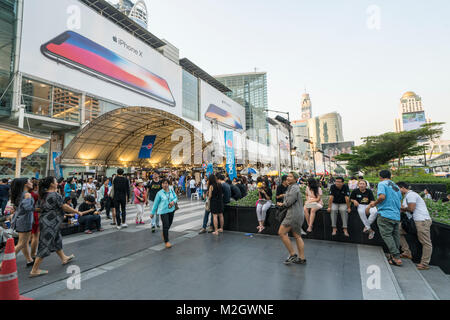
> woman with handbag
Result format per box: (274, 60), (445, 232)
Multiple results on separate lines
(151, 179), (178, 248)
(134, 179), (148, 225)
(208, 174), (224, 236)
(276, 172), (306, 265)
(10, 178), (35, 267)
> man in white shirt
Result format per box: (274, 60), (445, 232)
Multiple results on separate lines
(398, 182), (433, 270)
(83, 177), (97, 200)
(201, 177), (208, 200)
(189, 177), (197, 197)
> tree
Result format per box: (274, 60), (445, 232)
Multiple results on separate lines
(416, 122), (445, 160)
(334, 122), (445, 172)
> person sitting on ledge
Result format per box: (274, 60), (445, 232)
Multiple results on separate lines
(350, 180), (377, 240)
(78, 195), (103, 234)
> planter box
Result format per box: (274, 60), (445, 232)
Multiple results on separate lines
(224, 205), (450, 274)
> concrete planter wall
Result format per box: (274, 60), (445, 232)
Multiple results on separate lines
(224, 205), (450, 274)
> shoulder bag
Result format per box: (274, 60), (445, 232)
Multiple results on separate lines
(276, 190), (299, 222)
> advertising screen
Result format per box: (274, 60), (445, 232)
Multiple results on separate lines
(322, 141), (355, 161)
(402, 112), (426, 131)
(20, 0), (182, 115)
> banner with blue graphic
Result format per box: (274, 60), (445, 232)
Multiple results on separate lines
(138, 135), (157, 159)
(206, 163), (214, 178)
(52, 152), (63, 179)
(224, 131), (237, 181)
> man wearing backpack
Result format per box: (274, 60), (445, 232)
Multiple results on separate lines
(397, 182), (433, 270)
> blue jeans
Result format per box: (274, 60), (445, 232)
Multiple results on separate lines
(202, 210), (213, 229)
(149, 201), (160, 227)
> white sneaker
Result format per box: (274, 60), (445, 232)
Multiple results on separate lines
(368, 230), (375, 240)
(122, 223), (128, 228)
(116, 226), (122, 230)
(301, 230), (307, 236)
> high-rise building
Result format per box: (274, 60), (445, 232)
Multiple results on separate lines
(292, 119), (309, 153)
(215, 72), (268, 144)
(394, 91), (431, 132)
(111, 0), (148, 29)
(301, 93), (312, 120)
(308, 112), (344, 148)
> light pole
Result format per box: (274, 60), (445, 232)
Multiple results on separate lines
(304, 139), (317, 176)
(266, 109), (294, 170)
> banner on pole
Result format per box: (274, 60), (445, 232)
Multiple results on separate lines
(138, 135), (157, 159)
(224, 131), (237, 181)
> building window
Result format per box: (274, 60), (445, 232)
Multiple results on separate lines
(21, 77), (80, 123)
(85, 96), (100, 122)
(21, 78), (52, 117)
(0, 0), (15, 111)
(52, 87), (80, 122)
(182, 69), (199, 121)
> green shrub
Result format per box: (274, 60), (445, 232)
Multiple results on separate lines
(366, 175), (450, 193)
(229, 185), (450, 226)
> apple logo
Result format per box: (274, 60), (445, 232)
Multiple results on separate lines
(113, 36), (118, 43)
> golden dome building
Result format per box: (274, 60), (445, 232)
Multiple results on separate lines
(394, 91), (431, 132)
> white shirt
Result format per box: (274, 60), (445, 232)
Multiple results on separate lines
(83, 183), (96, 197)
(201, 179), (207, 190)
(403, 191), (431, 221)
(189, 179), (196, 189)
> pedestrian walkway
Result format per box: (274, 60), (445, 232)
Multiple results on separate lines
(63, 198), (205, 245)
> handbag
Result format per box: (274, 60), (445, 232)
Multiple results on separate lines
(276, 206), (288, 222)
(401, 212), (417, 235)
(205, 199), (210, 212)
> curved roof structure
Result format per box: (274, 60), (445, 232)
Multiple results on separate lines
(61, 107), (206, 167)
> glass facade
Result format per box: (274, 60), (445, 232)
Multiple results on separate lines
(0, 0), (16, 112)
(215, 73), (268, 144)
(21, 77), (81, 123)
(182, 69), (200, 121)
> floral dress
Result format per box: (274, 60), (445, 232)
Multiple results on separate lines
(37, 192), (65, 258)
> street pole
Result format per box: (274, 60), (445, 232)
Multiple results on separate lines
(312, 150), (316, 176)
(287, 112), (294, 171)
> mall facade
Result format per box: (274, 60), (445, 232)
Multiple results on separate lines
(0, 0), (299, 178)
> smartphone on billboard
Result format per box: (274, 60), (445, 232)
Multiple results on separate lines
(205, 104), (243, 130)
(40, 31), (176, 107)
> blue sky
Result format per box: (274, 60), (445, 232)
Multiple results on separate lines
(136, 0), (450, 143)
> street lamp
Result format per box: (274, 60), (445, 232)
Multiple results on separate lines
(304, 139), (317, 176)
(266, 109), (295, 170)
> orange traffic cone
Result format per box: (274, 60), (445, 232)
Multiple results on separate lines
(0, 238), (33, 300)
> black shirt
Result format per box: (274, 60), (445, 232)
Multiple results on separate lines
(259, 187), (272, 200)
(0, 184), (10, 200)
(330, 184), (350, 204)
(350, 188), (375, 205)
(237, 183), (247, 198)
(79, 202), (96, 216)
(113, 176), (130, 199)
(276, 184), (288, 199)
(230, 184), (242, 200)
(148, 180), (162, 202)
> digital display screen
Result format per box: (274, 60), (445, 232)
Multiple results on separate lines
(205, 104), (243, 130)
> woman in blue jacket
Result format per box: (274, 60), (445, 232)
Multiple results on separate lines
(151, 178), (178, 249)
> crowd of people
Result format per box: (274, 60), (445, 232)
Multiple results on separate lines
(0, 168), (446, 277)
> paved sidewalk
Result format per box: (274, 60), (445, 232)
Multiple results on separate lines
(23, 232), (365, 300)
